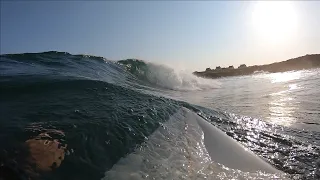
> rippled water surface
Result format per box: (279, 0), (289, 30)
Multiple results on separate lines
(167, 69), (320, 131)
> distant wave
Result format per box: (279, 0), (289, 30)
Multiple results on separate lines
(118, 59), (219, 91)
(253, 70), (268, 74)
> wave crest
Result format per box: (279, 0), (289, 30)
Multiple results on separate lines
(118, 59), (219, 91)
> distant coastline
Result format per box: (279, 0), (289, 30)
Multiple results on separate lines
(193, 54), (320, 79)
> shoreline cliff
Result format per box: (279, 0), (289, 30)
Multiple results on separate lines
(193, 54), (320, 79)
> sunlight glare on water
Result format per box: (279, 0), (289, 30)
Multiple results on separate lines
(268, 95), (297, 127)
(266, 71), (303, 126)
(268, 71), (302, 83)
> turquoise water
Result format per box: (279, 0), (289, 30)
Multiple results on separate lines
(0, 52), (319, 179)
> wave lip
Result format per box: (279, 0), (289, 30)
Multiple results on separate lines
(103, 108), (285, 180)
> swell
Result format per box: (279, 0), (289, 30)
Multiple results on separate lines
(1, 51), (218, 91)
(1, 52), (320, 179)
(2, 51), (107, 66)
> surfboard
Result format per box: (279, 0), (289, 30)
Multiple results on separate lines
(103, 108), (285, 180)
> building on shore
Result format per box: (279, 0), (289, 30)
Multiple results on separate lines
(238, 64), (247, 69)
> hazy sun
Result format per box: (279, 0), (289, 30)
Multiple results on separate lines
(252, 1), (298, 43)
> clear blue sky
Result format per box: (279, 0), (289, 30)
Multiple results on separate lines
(1, 1), (319, 70)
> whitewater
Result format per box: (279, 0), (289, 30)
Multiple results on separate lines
(0, 51), (320, 180)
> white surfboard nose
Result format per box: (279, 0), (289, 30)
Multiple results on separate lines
(182, 107), (280, 173)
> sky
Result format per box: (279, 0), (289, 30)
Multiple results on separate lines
(1, 1), (320, 71)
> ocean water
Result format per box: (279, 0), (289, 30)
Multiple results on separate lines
(0, 51), (319, 179)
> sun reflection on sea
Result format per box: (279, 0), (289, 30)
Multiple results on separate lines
(268, 71), (302, 83)
(268, 95), (297, 127)
(267, 72), (301, 126)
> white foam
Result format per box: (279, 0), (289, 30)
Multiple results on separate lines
(103, 108), (287, 180)
(145, 63), (220, 91)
